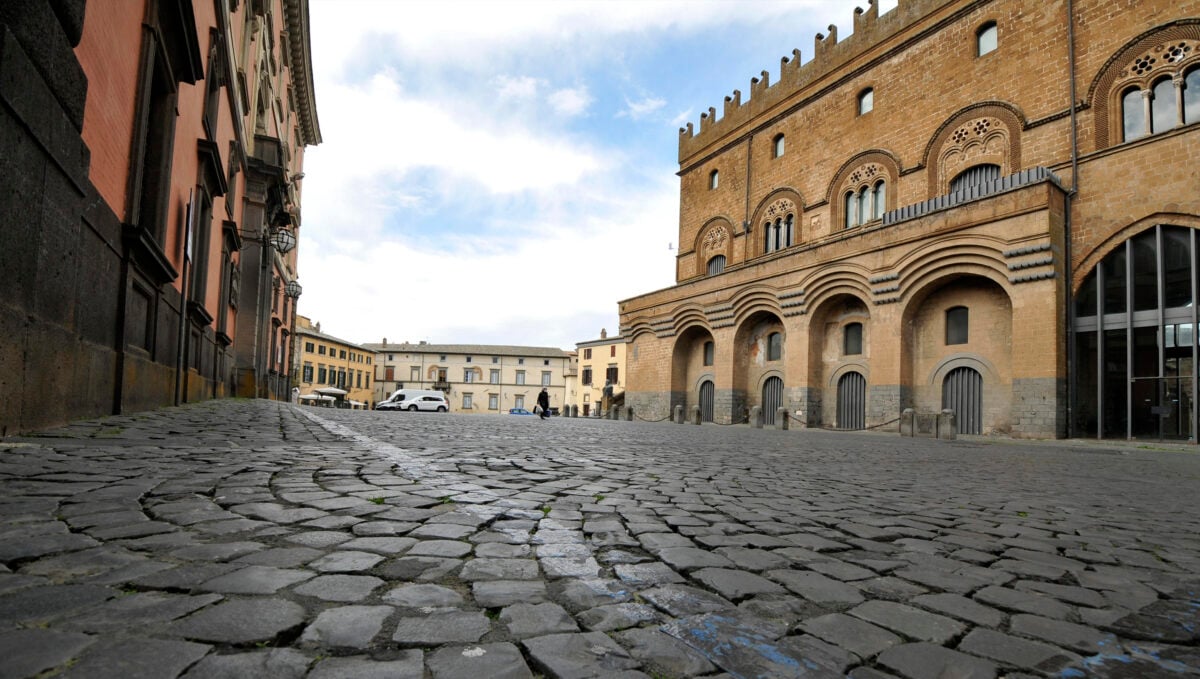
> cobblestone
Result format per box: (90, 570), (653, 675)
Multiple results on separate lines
(0, 399), (1197, 677)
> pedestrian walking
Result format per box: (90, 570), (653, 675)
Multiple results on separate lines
(536, 387), (551, 419)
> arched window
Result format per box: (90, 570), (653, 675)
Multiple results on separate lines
(844, 192), (857, 229)
(764, 214), (795, 253)
(1186, 68), (1200, 124)
(843, 322), (863, 355)
(950, 164), (1002, 193)
(767, 332), (782, 361)
(977, 22), (997, 56)
(1122, 87), (1146, 142)
(703, 341), (714, 366)
(858, 88), (874, 115)
(1151, 77), (1177, 134)
(871, 181), (886, 220)
(706, 255), (726, 276)
(946, 306), (969, 345)
(773, 134), (785, 158)
(709, 169), (719, 190)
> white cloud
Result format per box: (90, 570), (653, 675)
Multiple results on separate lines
(495, 74), (541, 100)
(620, 96), (667, 120)
(548, 87), (592, 117)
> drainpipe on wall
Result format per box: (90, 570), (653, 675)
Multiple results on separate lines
(1064, 0), (1079, 437)
(744, 134), (754, 237)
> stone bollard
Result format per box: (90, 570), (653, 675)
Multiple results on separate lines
(749, 406), (763, 429)
(622, 405), (633, 421)
(608, 407), (617, 420)
(900, 408), (915, 436)
(570, 404), (578, 418)
(937, 409), (957, 440)
(689, 405), (702, 425)
(775, 407), (789, 430)
(674, 405), (684, 424)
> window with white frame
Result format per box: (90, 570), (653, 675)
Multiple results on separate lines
(516, 370), (526, 385)
(463, 393), (473, 409)
(488, 394), (498, 410)
(541, 371), (551, 386)
(490, 369), (500, 384)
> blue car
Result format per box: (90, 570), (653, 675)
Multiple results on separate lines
(508, 408), (534, 416)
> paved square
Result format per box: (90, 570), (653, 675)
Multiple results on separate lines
(1, 400), (1197, 677)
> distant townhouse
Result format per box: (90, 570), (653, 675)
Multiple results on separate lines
(574, 330), (627, 417)
(365, 341), (572, 415)
(295, 317), (375, 408)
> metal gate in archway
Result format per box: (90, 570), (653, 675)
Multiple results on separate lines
(699, 380), (715, 423)
(837, 372), (866, 430)
(942, 366), (982, 434)
(762, 376), (783, 425)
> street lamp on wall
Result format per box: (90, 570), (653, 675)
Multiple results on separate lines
(284, 280), (303, 299)
(271, 227), (297, 254)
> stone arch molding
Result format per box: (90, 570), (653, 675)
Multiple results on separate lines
(929, 354), (1000, 387)
(924, 103), (1024, 197)
(829, 361), (869, 388)
(827, 150), (900, 230)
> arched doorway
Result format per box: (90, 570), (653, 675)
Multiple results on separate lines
(942, 366), (982, 434)
(671, 325), (716, 418)
(837, 372), (866, 429)
(762, 376), (783, 425)
(732, 310), (786, 424)
(699, 380), (715, 422)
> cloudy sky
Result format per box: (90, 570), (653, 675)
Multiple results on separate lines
(297, 0), (897, 350)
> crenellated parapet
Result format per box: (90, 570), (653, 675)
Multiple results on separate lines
(678, 0), (956, 163)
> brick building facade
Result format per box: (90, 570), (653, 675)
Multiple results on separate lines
(0, 0), (319, 434)
(619, 0), (1200, 439)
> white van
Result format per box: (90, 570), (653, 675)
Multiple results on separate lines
(376, 389), (448, 412)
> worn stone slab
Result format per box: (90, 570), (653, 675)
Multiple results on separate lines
(1009, 614), (1122, 654)
(663, 612), (841, 678)
(540, 555), (602, 578)
(378, 556), (462, 581)
(778, 634), (861, 673)
(459, 558), (539, 581)
(427, 643), (534, 679)
(877, 642), (997, 679)
(284, 531), (353, 548)
(233, 546), (324, 568)
(58, 591), (223, 633)
(614, 561), (686, 586)
(691, 567), (787, 601)
(58, 637), (211, 679)
(639, 584), (735, 617)
(767, 570), (865, 606)
(501, 602), (579, 638)
(299, 605), (393, 648)
(0, 628), (95, 678)
(910, 592), (1005, 627)
(179, 648), (311, 679)
(307, 550), (385, 573)
(0, 584), (115, 625)
(383, 583), (465, 608)
(168, 598), (307, 644)
(473, 580), (549, 608)
(337, 536), (416, 555)
(169, 541), (265, 562)
(612, 627), (718, 678)
(293, 574), (385, 602)
(522, 631), (641, 678)
(799, 613), (903, 659)
(657, 547), (736, 572)
(392, 610), (490, 646)
(198, 565), (315, 594)
(957, 628), (1081, 672)
(307, 653), (424, 679)
(848, 600), (965, 644)
(578, 602), (661, 631)
(973, 585), (1073, 619)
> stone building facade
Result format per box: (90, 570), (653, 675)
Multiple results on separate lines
(0, 0), (319, 434)
(619, 0), (1200, 439)
(295, 316), (375, 408)
(575, 330), (628, 417)
(365, 342), (573, 415)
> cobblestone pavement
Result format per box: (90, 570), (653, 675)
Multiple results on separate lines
(1, 400), (1199, 679)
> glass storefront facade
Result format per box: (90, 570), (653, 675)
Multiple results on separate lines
(1074, 225), (1196, 440)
